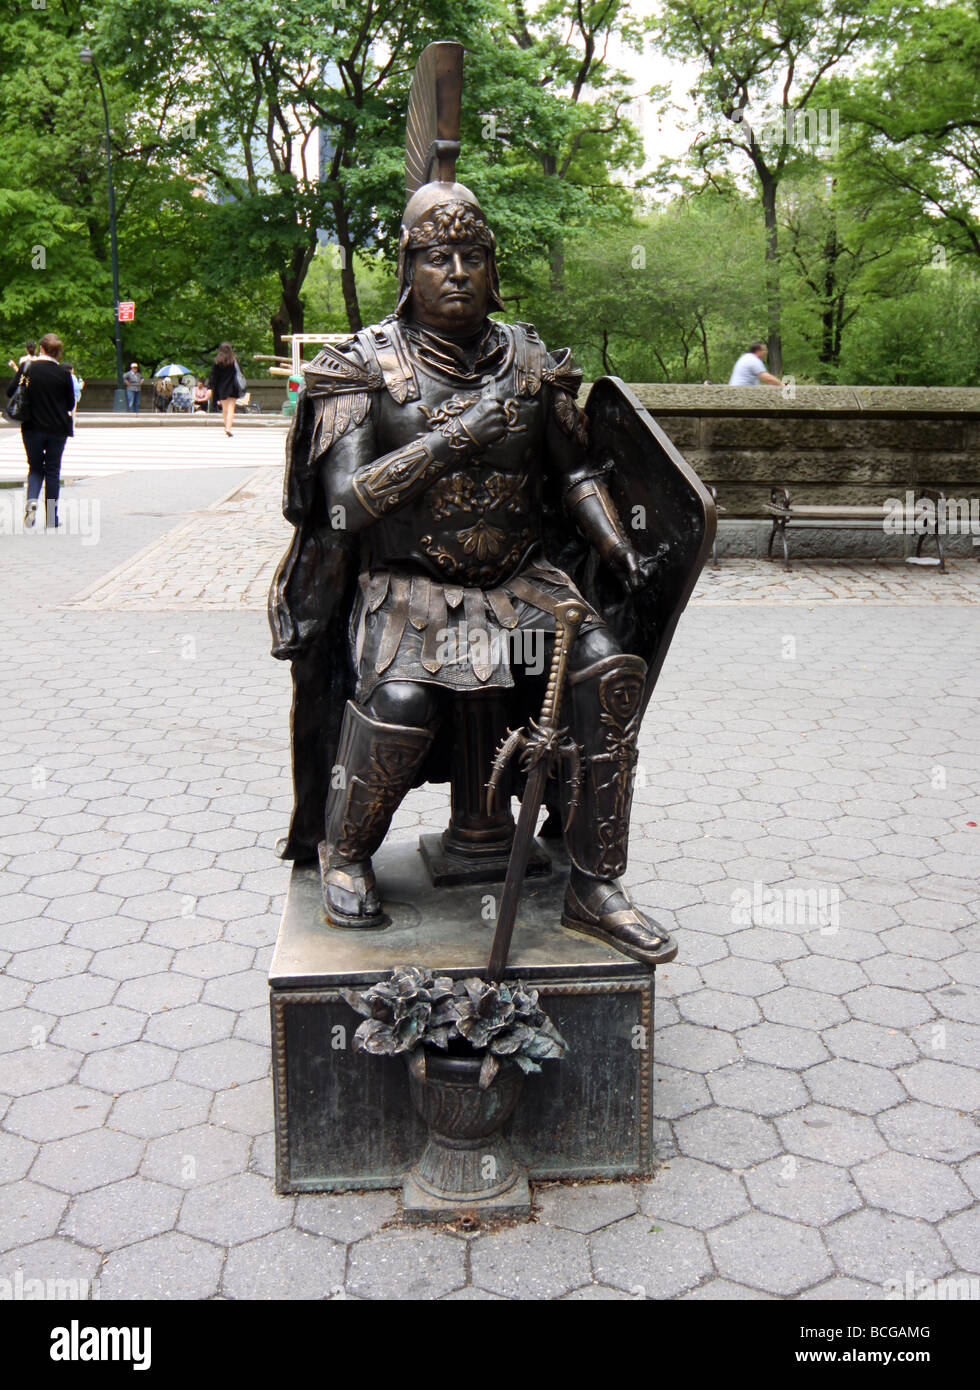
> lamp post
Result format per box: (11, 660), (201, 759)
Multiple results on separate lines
(80, 44), (126, 412)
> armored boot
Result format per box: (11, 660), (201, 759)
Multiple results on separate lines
(560, 654), (677, 965)
(320, 700), (434, 928)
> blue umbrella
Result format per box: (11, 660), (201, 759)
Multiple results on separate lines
(154, 363), (192, 377)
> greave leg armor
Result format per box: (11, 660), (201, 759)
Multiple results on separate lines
(560, 654), (677, 965)
(320, 699), (434, 927)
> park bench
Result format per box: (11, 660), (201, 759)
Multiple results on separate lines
(765, 485), (948, 572)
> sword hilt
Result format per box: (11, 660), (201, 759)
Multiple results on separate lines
(540, 601), (584, 731)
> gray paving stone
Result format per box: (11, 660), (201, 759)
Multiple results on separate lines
(89, 942), (173, 981)
(760, 986), (849, 1030)
(821, 1020), (918, 1068)
(853, 1151), (973, 1222)
(825, 1209), (953, 1285)
(142, 1123), (251, 1188)
(654, 1022), (740, 1073)
(50, 1006), (146, 1054)
(679, 989), (762, 1030)
(114, 972), (203, 1012)
(98, 1231), (225, 1299)
(28, 1127), (144, 1195)
(804, 1057), (907, 1115)
(202, 969), (268, 1012)
(737, 1021), (830, 1069)
(6, 1083), (111, 1141)
(64, 1177), (182, 1250)
(928, 983), (980, 1025)
(535, 1181), (637, 1233)
(144, 1001), (235, 1050)
(0, 1179), (67, 1249)
(0, 1045), (81, 1096)
(590, 1214), (712, 1299)
(652, 1063), (711, 1119)
(639, 1157), (749, 1229)
(0, 1130), (37, 1183)
(109, 1079), (213, 1139)
(909, 1019), (980, 1068)
(707, 1061), (808, 1116)
(745, 1155), (862, 1225)
(877, 1101), (979, 1162)
(682, 1279), (775, 1299)
(0, 1236), (101, 1292)
(560, 1283), (634, 1300)
(784, 955), (869, 994)
(469, 1224), (591, 1299)
(729, 928), (808, 963)
(674, 1107), (781, 1170)
(222, 1227), (347, 1300)
(798, 1277), (887, 1300)
(864, 954), (950, 993)
(347, 1230), (466, 1300)
(776, 1105), (888, 1167)
(78, 1041), (176, 1094)
(294, 1191), (399, 1242)
(210, 1077), (273, 1135)
(700, 957), (785, 997)
(709, 1211), (833, 1295)
(178, 1171), (292, 1244)
(897, 1059), (980, 1112)
(939, 1208), (980, 1274)
(175, 1038), (269, 1089)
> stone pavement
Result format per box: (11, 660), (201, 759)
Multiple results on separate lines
(0, 448), (978, 1301)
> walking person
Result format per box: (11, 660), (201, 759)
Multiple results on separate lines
(7, 340), (36, 374)
(729, 339), (782, 386)
(123, 362), (144, 412)
(209, 342), (244, 436)
(4, 332), (75, 529)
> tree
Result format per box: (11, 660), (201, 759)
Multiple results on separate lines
(649, 0), (902, 375)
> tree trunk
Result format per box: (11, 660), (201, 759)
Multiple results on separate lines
(333, 194), (362, 332)
(761, 171), (783, 377)
(271, 243), (315, 359)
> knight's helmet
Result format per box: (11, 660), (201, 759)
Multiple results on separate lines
(396, 41), (505, 316)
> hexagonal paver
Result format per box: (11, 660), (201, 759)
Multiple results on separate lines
(938, 1208), (980, 1274)
(28, 1127), (144, 1195)
(707, 1062), (808, 1116)
(846, 984), (934, 1029)
(674, 1107), (781, 1170)
(178, 1172), (292, 1245)
(50, 1006), (145, 1054)
(109, 1079), (212, 1139)
(89, 942), (173, 981)
(98, 1231), (225, 1299)
(709, 1211), (833, 1295)
(6, 1084), (111, 1141)
(0, 1046), (81, 1097)
(64, 1177), (182, 1250)
(591, 1214), (712, 1299)
(876, 1101), (979, 1163)
(536, 1182), (637, 1234)
(175, 1038), (269, 1089)
(143, 1002), (234, 1050)
(79, 1041), (176, 1094)
(897, 1059), (980, 1112)
(347, 1230), (466, 1300)
(805, 1058), (907, 1116)
(760, 986), (849, 1031)
(469, 1224), (591, 1299)
(0, 1180), (67, 1249)
(853, 1152), (973, 1222)
(639, 1157), (749, 1229)
(0, 1237), (100, 1291)
(142, 1123), (251, 1188)
(822, 1020), (918, 1068)
(737, 1022), (830, 1069)
(776, 1105), (888, 1167)
(222, 1228), (347, 1299)
(745, 1156), (862, 1224)
(655, 1023), (740, 1073)
(825, 1209), (953, 1285)
(210, 1078), (272, 1135)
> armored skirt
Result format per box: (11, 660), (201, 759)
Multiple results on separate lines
(351, 548), (604, 703)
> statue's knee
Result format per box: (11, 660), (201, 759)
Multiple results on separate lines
(364, 681), (438, 728)
(570, 626), (622, 671)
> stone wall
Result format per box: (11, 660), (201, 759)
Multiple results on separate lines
(608, 384), (980, 517)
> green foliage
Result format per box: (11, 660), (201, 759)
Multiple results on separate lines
(837, 268), (980, 387)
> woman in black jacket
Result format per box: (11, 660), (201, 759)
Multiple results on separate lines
(5, 332), (75, 529)
(208, 342), (242, 437)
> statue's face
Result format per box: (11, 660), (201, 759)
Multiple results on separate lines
(410, 242), (489, 334)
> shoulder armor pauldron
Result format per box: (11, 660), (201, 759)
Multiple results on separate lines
(542, 345), (583, 397)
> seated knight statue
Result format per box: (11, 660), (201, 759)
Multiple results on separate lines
(267, 47), (710, 968)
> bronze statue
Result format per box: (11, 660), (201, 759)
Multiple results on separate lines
(269, 43), (714, 968)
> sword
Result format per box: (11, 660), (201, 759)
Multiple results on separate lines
(486, 599), (584, 981)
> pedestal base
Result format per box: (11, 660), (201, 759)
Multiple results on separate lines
(402, 1170), (532, 1224)
(269, 841), (659, 1198)
(418, 831), (551, 886)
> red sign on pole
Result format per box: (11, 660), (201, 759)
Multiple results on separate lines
(117, 301), (135, 322)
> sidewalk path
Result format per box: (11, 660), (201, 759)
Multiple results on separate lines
(0, 456), (977, 1301)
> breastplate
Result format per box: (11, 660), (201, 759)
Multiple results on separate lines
(365, 359), (545, 587)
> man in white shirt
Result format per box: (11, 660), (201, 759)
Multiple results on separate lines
(729, 340), (782, 386)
